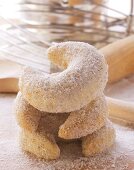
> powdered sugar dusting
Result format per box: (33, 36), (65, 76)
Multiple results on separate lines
(0, 94), (133, 170)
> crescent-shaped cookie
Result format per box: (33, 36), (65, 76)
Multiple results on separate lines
(19, 42), (108, 113)
(82, 120), (116, 156)
(20, 129), (60, 160)
(59, 95), (107, 139)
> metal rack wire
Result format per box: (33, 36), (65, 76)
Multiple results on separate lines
(0, 0), (133, 71)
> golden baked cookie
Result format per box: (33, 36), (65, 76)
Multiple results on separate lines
(59, 95), (107, 139)
(15, 92), (69, 141)
(19, 42), (108, 113)
(20, 129), (60, 160)
(82, 120), (116, 157)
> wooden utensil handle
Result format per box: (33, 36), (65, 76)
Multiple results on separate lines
(100, 35), (134, 84)
(106, 97), (134, 123)
(100, 35), (134, 123)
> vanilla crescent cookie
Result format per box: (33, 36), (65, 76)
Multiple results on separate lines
(15, 92), (69, 142)
(20, 129), (60, 160)
(82, 120), (116, 157)
(19, 42), (108, 113)
(15, 92), (42, 132)
(59, 95), (107, 139)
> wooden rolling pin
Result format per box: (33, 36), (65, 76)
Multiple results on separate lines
(100, 35), (134, 83)
(100, 35), (134, 123)
(106, 97), (134, 123)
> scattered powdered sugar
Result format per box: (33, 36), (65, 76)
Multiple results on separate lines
(0, 94), (134, 170)
(105, 74), (134, 102)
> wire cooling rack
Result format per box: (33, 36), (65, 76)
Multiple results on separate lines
(0, 0), (133, 70)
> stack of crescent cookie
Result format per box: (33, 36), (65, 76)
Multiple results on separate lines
(15, 42), (116, 160)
